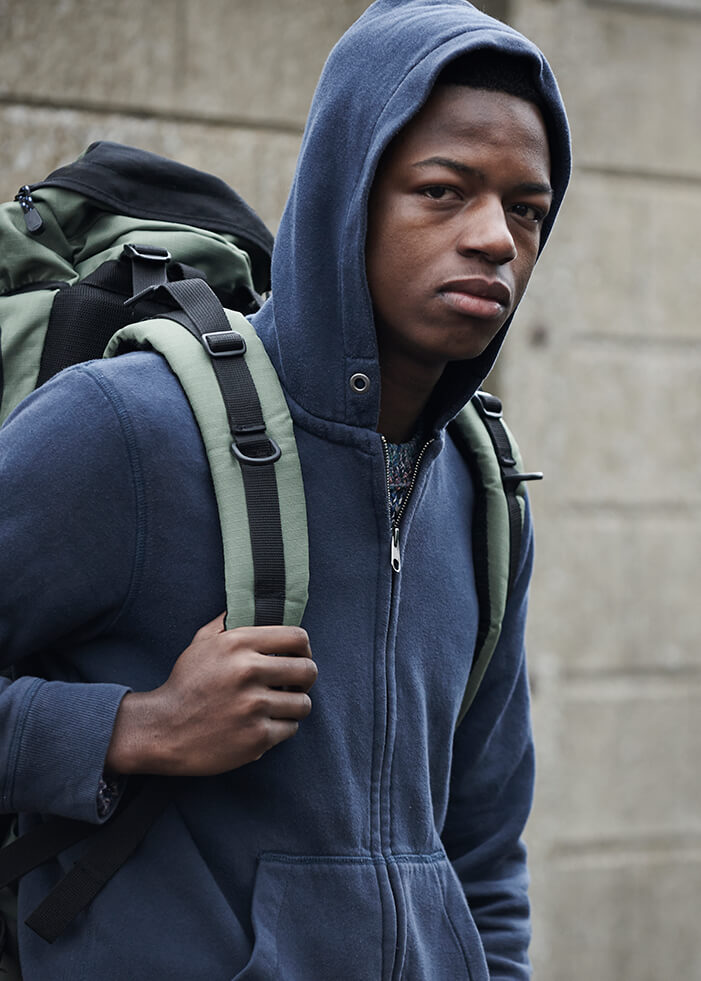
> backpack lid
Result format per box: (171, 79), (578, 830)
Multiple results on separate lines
(33, 142), (274, 293)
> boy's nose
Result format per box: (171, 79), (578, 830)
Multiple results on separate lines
(456, 197), (516, 265)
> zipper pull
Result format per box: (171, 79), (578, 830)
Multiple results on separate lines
(391, 525), (401, 573)
(15, 185), (44, 235)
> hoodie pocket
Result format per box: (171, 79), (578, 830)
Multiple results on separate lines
(396, 856), (489, 981)
(231, 854), (385, 981)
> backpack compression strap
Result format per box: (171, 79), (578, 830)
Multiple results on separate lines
(450, 391), (542, 724)
(0, 780), (171, 945)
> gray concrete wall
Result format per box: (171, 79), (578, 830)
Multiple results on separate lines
(2, 1), (699, 978)
(0, 0), (369, 230)
(499, 0), (701, 978)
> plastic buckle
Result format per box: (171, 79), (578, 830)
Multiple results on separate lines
(122, 243), (171, 263)
(201, 331), (246, 358)
(475, 390), (503, 418)
(503, 471), (544, 487)
(231, 425), (281, 466)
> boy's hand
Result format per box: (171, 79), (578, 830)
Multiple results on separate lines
(105, 614), (317, 776)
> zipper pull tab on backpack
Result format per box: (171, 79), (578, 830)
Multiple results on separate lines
(15, 185), (44, 235)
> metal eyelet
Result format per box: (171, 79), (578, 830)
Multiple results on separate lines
(349, 373), (371, 394)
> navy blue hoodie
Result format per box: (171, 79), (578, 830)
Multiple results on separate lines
(0, 2), (570, 978)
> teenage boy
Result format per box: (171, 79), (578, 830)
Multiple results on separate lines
(0, 1), (570, 977)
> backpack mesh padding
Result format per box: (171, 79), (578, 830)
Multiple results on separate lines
(36, 282), (136, 387)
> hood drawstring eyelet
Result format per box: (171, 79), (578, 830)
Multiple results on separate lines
(349, 373), (371, 394)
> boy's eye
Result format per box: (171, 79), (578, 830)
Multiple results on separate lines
(510, 202), (546, 222)
(421, 185), (458, 200)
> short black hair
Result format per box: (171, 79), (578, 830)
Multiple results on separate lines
(437, 49), (545, 113)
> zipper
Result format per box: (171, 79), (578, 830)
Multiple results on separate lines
(378, 434), (434, 980)
(381, 436), (434, 573)
(15, 185), (44, 235)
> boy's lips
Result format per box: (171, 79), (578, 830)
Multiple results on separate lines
(438, 277), (512, 319)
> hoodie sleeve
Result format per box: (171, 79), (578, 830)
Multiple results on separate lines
(0, 366), (138, 823)
(441, 503), (535, 981)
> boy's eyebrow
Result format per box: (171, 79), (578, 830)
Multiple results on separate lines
(412, 156), (553, 196)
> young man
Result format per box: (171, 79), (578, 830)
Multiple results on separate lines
(0, 1), (570, 978)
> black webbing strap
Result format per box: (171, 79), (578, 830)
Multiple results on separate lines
(128, 277), (287, 627)
(0, 817), (93, 889)
(447, 416), (493, 677)
(122, 243), (170, 296)
(23, 779), (172, 944)
(0, 909), (9, 962)
(35, 246), (171, 387)
(36, 273), (133, 386)
(471, 391), (543, 591)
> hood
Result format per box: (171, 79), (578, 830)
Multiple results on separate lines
(252, 0), (571, 435)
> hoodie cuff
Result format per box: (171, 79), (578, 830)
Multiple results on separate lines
(9, 679), (131, 823)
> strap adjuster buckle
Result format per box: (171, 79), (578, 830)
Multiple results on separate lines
(474, 390), (503, 419)
(202, 331), (247, 358)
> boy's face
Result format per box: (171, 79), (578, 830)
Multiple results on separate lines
(366, 84), (552, 375)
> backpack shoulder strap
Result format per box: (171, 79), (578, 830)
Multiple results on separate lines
(449, 390), (542, 725)
(5, 284), (310, 946)
(105, 285), (309, 629)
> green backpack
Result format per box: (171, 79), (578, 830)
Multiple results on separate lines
(0, 143), (539, 965)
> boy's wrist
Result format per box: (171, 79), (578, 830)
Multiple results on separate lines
(105, 690), (169, 776)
